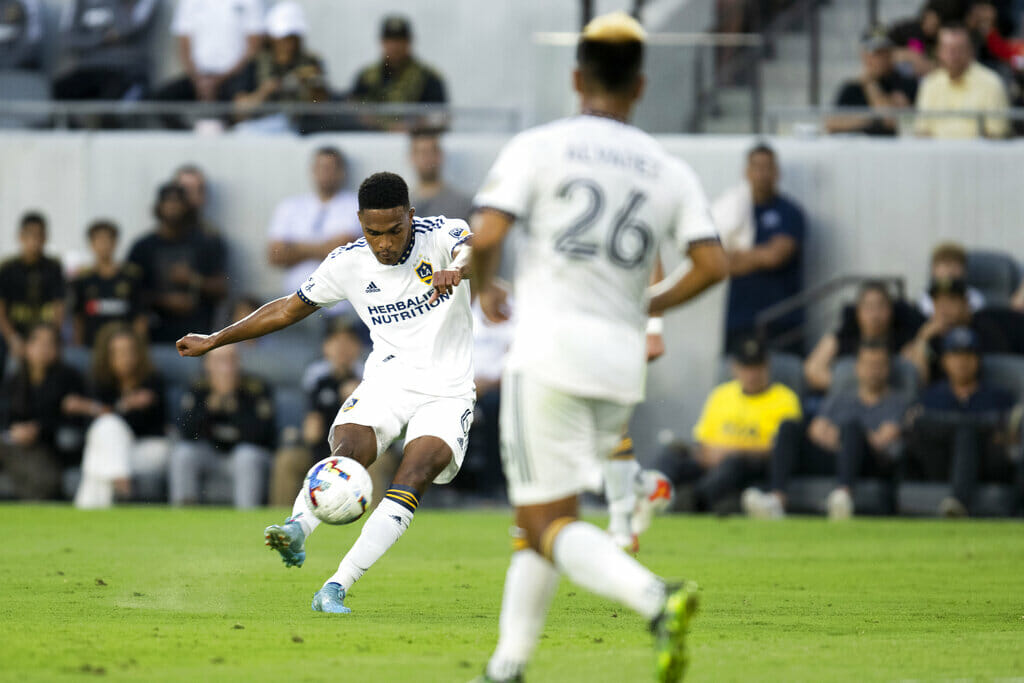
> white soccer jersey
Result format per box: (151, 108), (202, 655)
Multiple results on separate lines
(474, 115), (719, 404)
(297, 216), (474, 397)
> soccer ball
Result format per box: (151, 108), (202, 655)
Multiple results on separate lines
(302, 456), (373, 525)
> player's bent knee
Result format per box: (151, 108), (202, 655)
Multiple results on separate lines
(331, 424), (378, 469)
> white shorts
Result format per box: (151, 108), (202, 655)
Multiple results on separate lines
(500, 371), (635, 506)
(328, 380), (475, 485)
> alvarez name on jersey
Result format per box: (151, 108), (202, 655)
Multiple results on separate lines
(474, 115), (719, 405)
(297, 215), (474, 398)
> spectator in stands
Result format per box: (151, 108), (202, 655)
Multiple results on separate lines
(904, 276), (1008, 383)
(150, 0), (263, 105)
(70, 220), (145, 348)
(0, 0), (43, 69)
(170, 344), (275, 508)
(888, 0), (943, 77)
(0, 324), (85, 499)
(127, 183), (228, 344)
(0, 213), (65, 370)
(267, 147), (361, 300)
(1011, 280), (1024, 311)
(52, 0), (159, 103)
(409, 129), (473, 220)
(827, 27), (918, 136)
(804, 281), (924, 393)
(905, 326), (1019, 516)
(234, 1), (329, 131)
(350, 16), (446, 107)
(648, 337), (802, 512)
(268, 320), (362, 506)
(745, 341), (911, 520)
(70, 324), (168, 508)
(173, 164), (222, 237)
(916, 23), (1009, 138)
(715, 144), (805, 353)
(919, 241), (985, 316)
(458, 286), (515, 498)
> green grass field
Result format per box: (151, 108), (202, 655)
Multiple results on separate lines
(2, 506), (1023, 682)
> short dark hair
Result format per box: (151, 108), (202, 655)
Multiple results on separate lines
(174, 163), (205, 180)
(410, 127), (442, 141)
(20, 212), (46, 235)
(358, 172), (410, 211)
(314, 146), (347, 169)
(939, 21), (970, 35)
(86, 219), (119, 242)
(576, 38), (644, 94)
(747, 143), (777, 163)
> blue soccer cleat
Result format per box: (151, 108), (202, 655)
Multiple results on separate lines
(311, 582), (351, 614)
(263, 518), (306, 568)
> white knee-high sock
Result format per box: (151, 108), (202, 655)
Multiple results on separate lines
(604, 457), (641, 539)
(551, 521), (666, 621)
(290, 491), (321, 538)
(486, 548), (560, 681)
(325, 486), (419, 590)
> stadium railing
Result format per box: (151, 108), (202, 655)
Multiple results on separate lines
(0, 101), (523, 133)
(763, 106), (1024, 138)
(754, 274), (907, 353)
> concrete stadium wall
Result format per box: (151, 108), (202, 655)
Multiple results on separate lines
(2, 132), (1023, 462)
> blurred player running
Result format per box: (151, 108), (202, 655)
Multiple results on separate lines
(469, 12), (727, 683)
(177, 172), (476, 614)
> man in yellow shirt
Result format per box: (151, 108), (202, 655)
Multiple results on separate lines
(915, 24), (1009, 139)
(649, 337), (802, 512)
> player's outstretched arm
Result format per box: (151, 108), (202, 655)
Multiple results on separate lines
(648, 241), (728, 316)
(176, 293), (317, 357)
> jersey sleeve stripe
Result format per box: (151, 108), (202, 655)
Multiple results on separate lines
(295, 288), (319, 307)
(450, 233), (471, 257)
(686, 236), (722, 248)
(472, 205), (518, 221)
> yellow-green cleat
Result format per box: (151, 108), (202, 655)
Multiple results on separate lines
(652, 581), (700, 682)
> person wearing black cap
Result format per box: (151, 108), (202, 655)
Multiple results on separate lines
(904, 276), (1007, 383)
(126, 183), (228, 343)
(649, 336), (802, 514)
(349, 15), (446, 107)
(905, 326), (1019, 516)
(827, 26), (918, 136)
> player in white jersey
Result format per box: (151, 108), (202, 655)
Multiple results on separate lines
(468, 13), (728, 683)
(176, 172), (475, 613)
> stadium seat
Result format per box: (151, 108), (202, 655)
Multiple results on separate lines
(966, 250), (1021, 307)
(975, 308), (1024, 355)
(830, 356), (921, 397)
(274, 385), (305, 435)
(0, 69), (50, 128)
(979, 353), (1024, 398)
(785, 477), (894, 515)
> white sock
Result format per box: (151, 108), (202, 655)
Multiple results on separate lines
(289, 491), (321, 538)
(551, 521), (666, 621)
(604, 458), (640, 539)
(486, 549), (560, 681)
(325, 492), (417, 590)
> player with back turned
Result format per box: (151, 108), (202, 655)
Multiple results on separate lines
(177, 172), (476, 614)
(469, 12), (728, 683)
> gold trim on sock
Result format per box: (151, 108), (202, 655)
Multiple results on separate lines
(539, 517), (576, 562)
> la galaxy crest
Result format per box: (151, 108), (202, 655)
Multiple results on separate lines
(342, 396), (359, 412)
(415, 259), (433, 285)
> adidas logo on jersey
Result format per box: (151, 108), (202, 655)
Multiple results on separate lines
(365, 281), (381, 294)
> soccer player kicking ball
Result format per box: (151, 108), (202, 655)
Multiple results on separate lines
(177, 172), (476, 614)
(469, 12), (728, 683)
